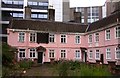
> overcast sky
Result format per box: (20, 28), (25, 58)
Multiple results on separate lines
(70, 0), (106, 7)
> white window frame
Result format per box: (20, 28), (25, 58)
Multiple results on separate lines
(115, 48), (120, 59)
(18, 32), (25, 42)
(49, 49), (55, 58)
(95, 33), (99, 42)
(60, 34), (67, 43)
(115, 26), (120, 38)
(49, 34), (55, 43)
(75, 50), (81, 59)
(89, 50), (93, 59)
(88, 34), (92, 43)
(61, 50), (66, 58)
(95, 50), (100, 60)
(75, 35), (81, 44)
(106, 48), (111, 59)
(29, 48), (36, 58)
(18, 49), (26, 58)
(105, 29), (111, 40)
(29, 33), (37, 42)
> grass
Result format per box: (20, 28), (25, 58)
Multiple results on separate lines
(0, 64), (2, 77)
(2, 60), (112, 76)
(54, 60), (112, 76)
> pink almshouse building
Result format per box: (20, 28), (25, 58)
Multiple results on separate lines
(7, 12), (120, 65)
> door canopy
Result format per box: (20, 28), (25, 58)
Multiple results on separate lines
(36, 46), (46, 52)
(80, 47), (87, 52)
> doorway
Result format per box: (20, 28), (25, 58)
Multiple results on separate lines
(100, 54), (104, 64)
(38, 52), (43, 63)
(82, 52), (87, 62)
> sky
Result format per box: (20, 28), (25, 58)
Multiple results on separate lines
(70, 0), (106, 7)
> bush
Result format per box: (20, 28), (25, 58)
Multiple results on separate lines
(19, 59), (33, 69)
(80, 64), (112, 76)
(56, 60), (112, 76)
(2, 42), (16, 67)
(57, 60), (69, 76)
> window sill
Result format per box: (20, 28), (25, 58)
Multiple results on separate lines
(18, 41), (24, 43)
(105, 39), (111, 41)
(88, 42), (92, 44)
(106, 58), (111, 60)
(89, 58), (93, 60)
(115, 58), (120, 60)
(60, 43), (67, 44)
(30, 41), (36, 43)
(49, 42), (55, 43)
(75, 43), (81, 45)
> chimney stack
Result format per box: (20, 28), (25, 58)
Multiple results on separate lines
(48, 5), (55, 21)
(24, 6), (31, 19)
(74, 11), (81, 23)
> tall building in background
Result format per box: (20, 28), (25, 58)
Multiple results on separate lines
(74, 7), (103, 24)
(106, 0), (120, 16)
(62, 0), (105, 24)
(1, 0), (49, 42)
(1, 0), (119, 42)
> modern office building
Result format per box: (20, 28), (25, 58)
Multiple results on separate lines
(1, 0), (49, 42)
(1, 0), (120, 42)
(1, 0), (66, 42)
(62, 0), (105, 24)
(106, 0), (120, 16)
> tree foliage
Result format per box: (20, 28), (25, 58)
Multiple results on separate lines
(2, 42), (17, 67)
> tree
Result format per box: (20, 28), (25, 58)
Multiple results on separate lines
(2, 42), (17, 67)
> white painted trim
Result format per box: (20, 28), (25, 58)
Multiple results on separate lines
(49, 33), (56, 43)
(74, 49), (81, 60)
(115, 47), (120, 59)
(75, 35), (81, 44)
(94, 33), (99, 43)
(48, 49), (55, 58)
(18, 32), (25, 42)
(106, 48), (111, 60)
(89, 50), (93, 59)
(115, 26), (120, 39)
(42, 52), (44, 64)
(60, 34), (67, 44)
(105, 29), (111, 41)
(18, 48), (26, 59)
(29, 32), (37, 43)
(29, 48), (37, 58)
(8, 29), (85, 35)
(95, 49), (100, 60)
(88, 34), (92, 43)
(60, 49), (67, 59)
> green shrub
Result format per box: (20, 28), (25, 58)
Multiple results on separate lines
(57, 60), (69, 76)
(2, 42), (17, 67)
(19, 59), (33, 69)
(80, 64), (112, 76)
(56, 60), (112, 76)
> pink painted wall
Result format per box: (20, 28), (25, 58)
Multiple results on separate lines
(7, 25), (120, 65)
(7, 29), (85, 63)
(85, 26), (120, 65)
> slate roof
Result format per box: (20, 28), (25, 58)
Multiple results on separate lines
(87, 11), (120, 32)
(9, 19), (88, 33)
(9, 11), (120, 33)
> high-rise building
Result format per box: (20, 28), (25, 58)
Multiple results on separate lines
(74, 7), (103, 24)
(106, 0), (120, 16)
(1, 0), (49, 42)
(62, 0), (105, 24)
